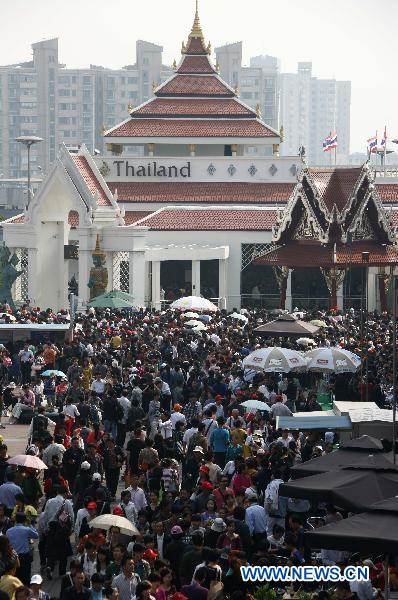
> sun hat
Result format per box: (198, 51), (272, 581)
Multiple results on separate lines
(211, 518), (226, 532)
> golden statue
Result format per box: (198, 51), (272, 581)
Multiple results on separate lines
(88, 235), (108, 300)
(280, 125), (284, 142)
(256, 104), (262, 118)
(127, 102), (133, 112)
(172, 59), (177, 70)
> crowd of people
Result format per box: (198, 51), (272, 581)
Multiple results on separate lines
(0, 303), (395, 600)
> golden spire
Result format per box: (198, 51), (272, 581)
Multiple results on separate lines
(234, 84), (240, 96)
(127, 102), (133, 112)
(101, 124), (107, 135)
(189, 0), (204, 39)
(279, 124), (284, 142)
(206, 41), (212, 55)
(216, 61), (220, 74)
(256, 103), (262, 118)
(152, 81), (157, 92)
(172, 59), (177, 70)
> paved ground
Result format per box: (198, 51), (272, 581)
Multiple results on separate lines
(3, 418), (67, 597)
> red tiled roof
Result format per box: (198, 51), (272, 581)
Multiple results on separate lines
(376, 183), (398, 203)
(254, 241), (398, 267)
(124, 211), (152, 225)
(184, 36), (209, 55)
(134, 209), (278, 231)
(178, 54), (215, 74)
(71, 156), (112, 206)
(3, 211), (80, 226)
(68, 210), (79, 227)
(133, 98), (254, 117)
(106, 118), (275, 138)
(108, 182), (295, 204)
(308, 167), (362, 213)
(156, 74), (234, 97)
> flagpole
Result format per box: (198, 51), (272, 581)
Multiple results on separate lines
(384, 126), (387, 176)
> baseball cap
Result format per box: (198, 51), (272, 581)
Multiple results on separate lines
(80, 461), (91, 471)
(143, 548), (158, 560)
(92, 472), (102, 481)
(173, 404), (182, 411)
(30, 575), (43, 585)
(201, 481), (213, 491)
(112, 506), (124, 516)
(87, 501), (97, 510)
(245, 488), (258, 500)
(171, 525), (183, 536)
(199, 465), (210, 474)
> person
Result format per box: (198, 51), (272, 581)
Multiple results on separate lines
(90, 573), (105, 600)
(0, 555), (23, 600)
(103, 438), (125, 501)
(125, 474), (147, 512)
(29, 574), (49, 600)
(62, 436), (85, 488)
(112, 555), (140, 600)
(164, 526), (186, 588)
(11, 495), (37, 525)
(119, 490), (138, 525)
(269, 395), (293, 419)
(134, 580), (156, 600)
(61, 568), (91, 600)
(18, 344), (34, 385)
(181, 567), (208, 600)
(244, 490), (268, 547)
(154, 567), (174, 600)
(179, 531), (204, 587)
(41, 485), (74, 579)
(80, 539), (98, 579)
(0, 472), (23, 515)
(209, 418), (229, 468)
(105, 544), (125, 584)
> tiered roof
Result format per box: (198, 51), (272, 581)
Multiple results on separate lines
(105, 4), (278, 141)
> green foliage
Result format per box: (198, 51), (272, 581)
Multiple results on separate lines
(253, 585), (278, 600)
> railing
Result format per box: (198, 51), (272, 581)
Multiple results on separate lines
(374, 166), (398, 178)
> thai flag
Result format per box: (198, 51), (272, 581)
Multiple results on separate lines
(381, 127), (387, 146)
(367, 133), (378, 153)
(323, 132), (338, 152)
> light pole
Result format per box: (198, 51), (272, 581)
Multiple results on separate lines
(392, 267), (397, 464)
(15, 135), (43, 208)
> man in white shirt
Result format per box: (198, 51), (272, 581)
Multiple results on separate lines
(170, 405), (186, 430)
(91, 375), (106, 396)
(183, 421), (199, 452)
(117, 390), (131, 446)
(276, 429), (293, 448)
(119, 490), (138, 525)
(125, 475), (147, 512)
(269, 395), (293, 419)
(159, 415), (173, 440)
(19, 344), (34, 384)
(42, 485), (74, 532)
(42, 436), (66, 466)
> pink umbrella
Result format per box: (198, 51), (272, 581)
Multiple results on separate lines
(7, 455), (47, 470)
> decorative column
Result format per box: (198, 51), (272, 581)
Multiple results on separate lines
(27, 248), (39, 306)
(321, 267), (346, 309)
(378, 267), (391, 313)
(192, 260), (201, 296)
(78, 249), (91, 306)
(219, 258), (227, 310)
(148, 144), (155, 157)
(231, 144), (237, 157)
(273, 266), (290, 310)
(129, 250), (146, 307)
(151, 260), (161, 310)
(189, 144), (196, 157)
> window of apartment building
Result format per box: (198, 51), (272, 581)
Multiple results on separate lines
(59, 89), (70, 97)
(128, 77), (138, 85)
(83, 89), (91, 100)
(83, 103), (91, 112)
(61, 130), (70, 137)
(20, 102), (36, 109)
(71, 76), (76, 84)
(48, 55), (55, 63)
(21, 89), (36, 96)
(241, 92), (253, 99)
(107, 77), (115, 87)
(241, 79), (251, 87)
(83, 116), (92, 126)
(21, 75), (35, 83)
(8, 88), (17, 99)
(120, 76), (125, 85)
(106, 89), (115, 100)
(58, 76), (70, 84)
(8, 115), (19, 125)
(232, 59), (239, 66)
(232, 71), (238, 84)
(49, 68), (55, 81)
(143, 71), (148, 82)
(20, 116), (37, 123)
(120, 90), (126, 98)
(8, 74), (19, 84)
(106, 105), (115, 114)
(59, 103), (70, 110)
(59, 117), (70, 124)
(8, 101), (19, 111)
(143, 57), (149, 65)
(83, 76), (92, 86)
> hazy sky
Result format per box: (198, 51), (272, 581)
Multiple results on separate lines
(1, 0), (397, 153)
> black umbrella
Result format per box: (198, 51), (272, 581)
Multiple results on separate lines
(340, 435), (384, 451)
(280, 466), (398, 511)
(291, 450), (393, 479)
(306, 496), (398, 555)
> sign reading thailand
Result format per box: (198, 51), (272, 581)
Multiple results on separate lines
(113, 160), (191, 178)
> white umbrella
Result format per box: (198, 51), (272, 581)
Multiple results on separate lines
(7, 455), (47, 470)
(171, 296), (218, 312)
(306, 347), (361, 373)
(185, 319), (203, 327)
(89, 514), (139, 536)
(242, 347), (307, 373)
(230, 312), (248, 322)
(240, 399), (270, 412)
(296, 337), (317, 347)
(183, 312), (199, 318)
(192, 323), (207, 332)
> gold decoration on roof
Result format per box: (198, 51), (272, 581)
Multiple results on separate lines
(216, 62), (220, 74)
(234, 84), (240, 96)
(152, 81), (157, 92)
(101, 124), (107, 135)
(181, 41), (186, 54)
(127, 102), (133, 112)
(207, 41), (212, 55)
(256, 103), (262, 118)
(92, 234), (105, 258)
(279, 125), (284, 142)
(172, 59), (177, 70)
(189, 0), (204, 40)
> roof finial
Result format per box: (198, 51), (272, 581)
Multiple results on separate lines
(189, 0), (204, 39)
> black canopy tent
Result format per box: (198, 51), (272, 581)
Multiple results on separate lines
(254, 314), (320, 338)
(291, 450), (393, 479)
(280, 466), (398, 511)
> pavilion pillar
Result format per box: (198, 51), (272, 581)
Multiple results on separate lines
(192, 260), (201, 296)
(378, 267), (390, 313)
(130, 249), (146, 307)
(151, 260), (161, 310)
(78, 249), (91, 306)
(273, 266), (290, 310)
(321, 267), (346, 310)
(27, 248), (39, 306)
(219, 258), (227, 310)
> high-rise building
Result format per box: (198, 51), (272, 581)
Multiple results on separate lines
(0, 39), (172, 182)
(215, 43), (280, 131)
(280, 63), (351, 165)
